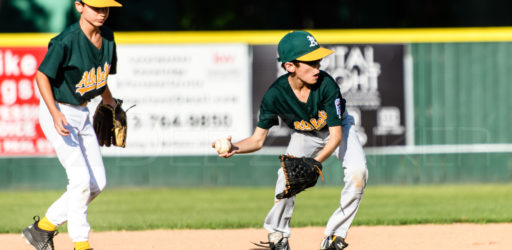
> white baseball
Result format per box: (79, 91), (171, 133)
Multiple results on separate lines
(215, 138), (231, 154)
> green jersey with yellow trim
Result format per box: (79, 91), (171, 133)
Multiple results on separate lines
(38, 22), (117, 106)
(257, 71), (345, 132)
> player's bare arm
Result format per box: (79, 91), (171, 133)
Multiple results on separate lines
(214, 127), (269, 158)
(100, 85), (117, 107)
(314, 125), (342, 163)
(35, 70), (69, 136)
(232, 127), (269, 154)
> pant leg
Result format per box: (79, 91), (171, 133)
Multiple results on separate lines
(264, 131), (324, 237)
(263, 167), (295, 237)
(324, 116), (368, 238)
(79, 116), (107, 203)
(39, 101), (105, 242)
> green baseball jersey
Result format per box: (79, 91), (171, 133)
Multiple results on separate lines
(257, 71), (346, 132)
(38, 22), (117, 106)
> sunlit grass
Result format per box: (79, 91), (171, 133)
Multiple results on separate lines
(1, 184), (511, 233)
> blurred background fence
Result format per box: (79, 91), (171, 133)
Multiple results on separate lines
(1, 1), (512, 190)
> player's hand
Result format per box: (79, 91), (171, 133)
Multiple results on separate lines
(102, 96), (117, 107)
(52, 111), (70, 136)
(212, 136), (237, 158)
(220, 136), (238, 158)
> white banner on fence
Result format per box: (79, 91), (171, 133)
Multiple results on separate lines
(93, 44), (252, 156)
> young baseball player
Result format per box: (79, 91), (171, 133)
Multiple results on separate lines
(213, 31), (368, 250)
(22, 1), (122, 250)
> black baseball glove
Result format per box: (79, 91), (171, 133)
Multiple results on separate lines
(93, 99), (127, 147)
(276, 155), (324, 199)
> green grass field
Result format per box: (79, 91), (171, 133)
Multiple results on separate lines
(1, 184), (511, 233)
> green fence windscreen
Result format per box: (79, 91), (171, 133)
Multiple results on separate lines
(412, 42), (512, 145)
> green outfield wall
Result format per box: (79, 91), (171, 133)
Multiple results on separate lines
(412, 42), (512, 145)
(2, 29), (512, 189)
(1, 152), (511, 190)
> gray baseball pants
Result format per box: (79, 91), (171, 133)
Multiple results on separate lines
(263, 114), (368, 239)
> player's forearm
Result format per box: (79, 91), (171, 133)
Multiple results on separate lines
(232, 137), (264, 154)
(315, 126), (342, 163)
(232, 127), (269, 154)
(315, 141), (338, 162)
(35, 71), (58, 115)
(100, 85), (116, 106)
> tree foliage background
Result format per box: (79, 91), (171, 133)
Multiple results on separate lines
(1, 0), (512, 32)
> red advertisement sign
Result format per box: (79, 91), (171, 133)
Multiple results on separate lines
(0, 47), (54, 155)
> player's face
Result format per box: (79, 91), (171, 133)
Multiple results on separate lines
(77, 3), (110, 27)
(294, 60), (322, 85)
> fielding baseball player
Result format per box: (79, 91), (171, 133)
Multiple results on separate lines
(22, 1), (122, 250)
(213, 31), (368, 250)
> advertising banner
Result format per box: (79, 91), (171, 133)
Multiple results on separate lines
(98, 44), (252, 156)
(0, 42), (403, 156)
(0, 48), (53, 155)
(252, 44), (406, 147)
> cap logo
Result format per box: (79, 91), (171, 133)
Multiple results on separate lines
(307, 35), (318, 47)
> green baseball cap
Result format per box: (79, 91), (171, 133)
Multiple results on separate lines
(277, 31), (334, 62)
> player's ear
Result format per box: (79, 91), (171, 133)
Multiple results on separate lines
(75, 0), (84, 13)
(284, 62), (296, 73)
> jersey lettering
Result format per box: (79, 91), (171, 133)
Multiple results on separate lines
(75, 62), (110, 96)
(294, 110), (327, 131)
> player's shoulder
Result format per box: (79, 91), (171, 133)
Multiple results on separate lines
(52, 23), (80, 41)
(265, 74), (289, 93)
(100, 26), (115, 41)
(271, 73), (290, 88)
(49, 22), (81, 47)
(318, 70), (337, 84)
(318, 70), (339, 90)
(261, 74), (288, 102)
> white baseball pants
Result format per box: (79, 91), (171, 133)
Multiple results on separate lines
(39, 100), (106, 242)
(264, 113), (368, 239)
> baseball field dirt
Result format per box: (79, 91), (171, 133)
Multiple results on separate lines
(4, 223), (512, 250)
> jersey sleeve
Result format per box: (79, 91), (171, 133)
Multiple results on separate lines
(257, 91), (279, 129)
(110, 42), (118, 75)
(323, 77), (345, 127)
(38, 39), (66, 79)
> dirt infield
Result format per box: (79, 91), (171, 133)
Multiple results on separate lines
(4, 223), (512, 250)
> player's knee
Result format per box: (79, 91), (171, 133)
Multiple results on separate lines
(97, 179), (107, 192)
(68, 180), (92, 199)
(91, 180), (107, 195)
(346, 166), (368, 192)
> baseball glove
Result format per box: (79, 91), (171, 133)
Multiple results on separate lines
(93, 99), (127, 147)
(276, 155), (324, 200)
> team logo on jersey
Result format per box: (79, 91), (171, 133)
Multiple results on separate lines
(335, 98), (342, 119)
(75, 62), (111, 96)
(294, 110), (327, 131)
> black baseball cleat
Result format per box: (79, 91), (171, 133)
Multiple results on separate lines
(320, 235), (348, 250)
(252, 232), (290, 250)
(22, 216), (58, 250)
